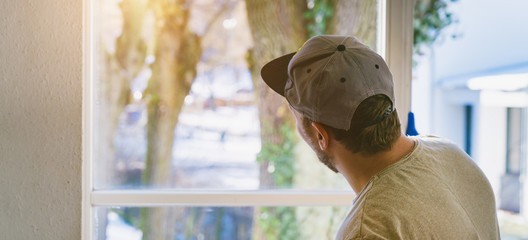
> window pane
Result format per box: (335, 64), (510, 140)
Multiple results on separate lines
(92, 0), (378, 190)
(411, 0), (528, 238)
(94, 206), (349, 240)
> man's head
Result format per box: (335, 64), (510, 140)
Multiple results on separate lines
(261, 35), (400, 171)
(303, 94), (401, 156)
(261, 35), (395, 130)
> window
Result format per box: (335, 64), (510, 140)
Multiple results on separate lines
(505, 108), (526, 176)
(464, 105), (473, 156)
(83, 0), (413, 239)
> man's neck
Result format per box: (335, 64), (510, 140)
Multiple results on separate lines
(334, 134), (415, 194)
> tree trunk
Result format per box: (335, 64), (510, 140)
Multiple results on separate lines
(328, 0), (377, 48)
(99, 0), (148, 189)
(246, 0), (308, 195)
(245, 0), (308, 239)
(140, 0), (201, 239)
(97, 0), (149, 239)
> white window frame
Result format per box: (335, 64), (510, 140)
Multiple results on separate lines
(81, 0), (413, 239)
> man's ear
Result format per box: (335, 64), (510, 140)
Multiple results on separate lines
(311, 122), (329, 151)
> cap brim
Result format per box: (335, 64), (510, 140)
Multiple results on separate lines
(260, 52), (296, 96)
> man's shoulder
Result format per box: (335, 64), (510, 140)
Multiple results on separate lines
(409, 135), (472, 163)
(412, 135), (461, 149)
(336, 192), (413, 240)
(336, 184), (484, 240)
(336, 134), (499, 240)
(336, 181), (412, 240)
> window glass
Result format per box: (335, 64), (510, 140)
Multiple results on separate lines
(92, 0), (379, 190)
(89, 0), (383, 239)
(411, 0), (528, 238)
(94, 206), (349, 240)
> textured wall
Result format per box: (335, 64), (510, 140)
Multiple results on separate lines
(0, 0), (82, 239)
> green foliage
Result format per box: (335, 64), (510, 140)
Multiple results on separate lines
(257, 121), (297, 187)
(304, 0), (334, 37)
(215, 208), (224, 239)
(304, 0), (459, 56)
(414, 0), (459, 55)
(257, 120), (299, 238)
(258, 207), (300, 240)
(185, 208), (199, 240)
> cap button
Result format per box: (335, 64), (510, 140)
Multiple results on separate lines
(337, 44), (346, 51)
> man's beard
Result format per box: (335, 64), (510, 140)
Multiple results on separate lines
(301, 125), (339, 173)
(310, 140), (339, 173)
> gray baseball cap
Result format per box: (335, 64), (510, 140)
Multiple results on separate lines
(261, 35), (395, 130)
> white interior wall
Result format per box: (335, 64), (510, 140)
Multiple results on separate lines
(0, 0), (82, 239)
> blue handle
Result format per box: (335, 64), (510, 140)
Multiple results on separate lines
(406, 112), (419, 136)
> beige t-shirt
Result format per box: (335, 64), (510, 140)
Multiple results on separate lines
(336, 135), (500, 240)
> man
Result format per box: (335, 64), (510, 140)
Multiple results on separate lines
(260, 35), (500, 239)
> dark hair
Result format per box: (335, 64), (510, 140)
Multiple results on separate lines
(303, 94), (401, 155)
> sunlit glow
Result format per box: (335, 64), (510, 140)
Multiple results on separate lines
(144, 55), (155, 64)
(307, 0), (315, 9)
(108, 211), (119, 221)
(133, 91), (143, 100)
(267, 163), (275, 173)
(222, 18), (238, 29)
(184, 95), (194, 105)
(468, 73), (528, 91)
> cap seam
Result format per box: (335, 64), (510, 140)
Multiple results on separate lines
(316, 51), (342, 123)
(338, 36), (349, 46)
(288, 48), (334, 81)
(319, 35), (338, 46)
(290, 48), (331, 63)
(343, 50), (372, 129)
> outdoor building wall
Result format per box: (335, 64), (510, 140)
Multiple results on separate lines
(431, 0), (528, 81)
(0, 0), (82, 239)
(413, 0), (528, 137)
(412, 0), (528, 215)
(410, 52), (433, 134)
(430, 87), (466, 147)
(476, 106), (507, 205)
